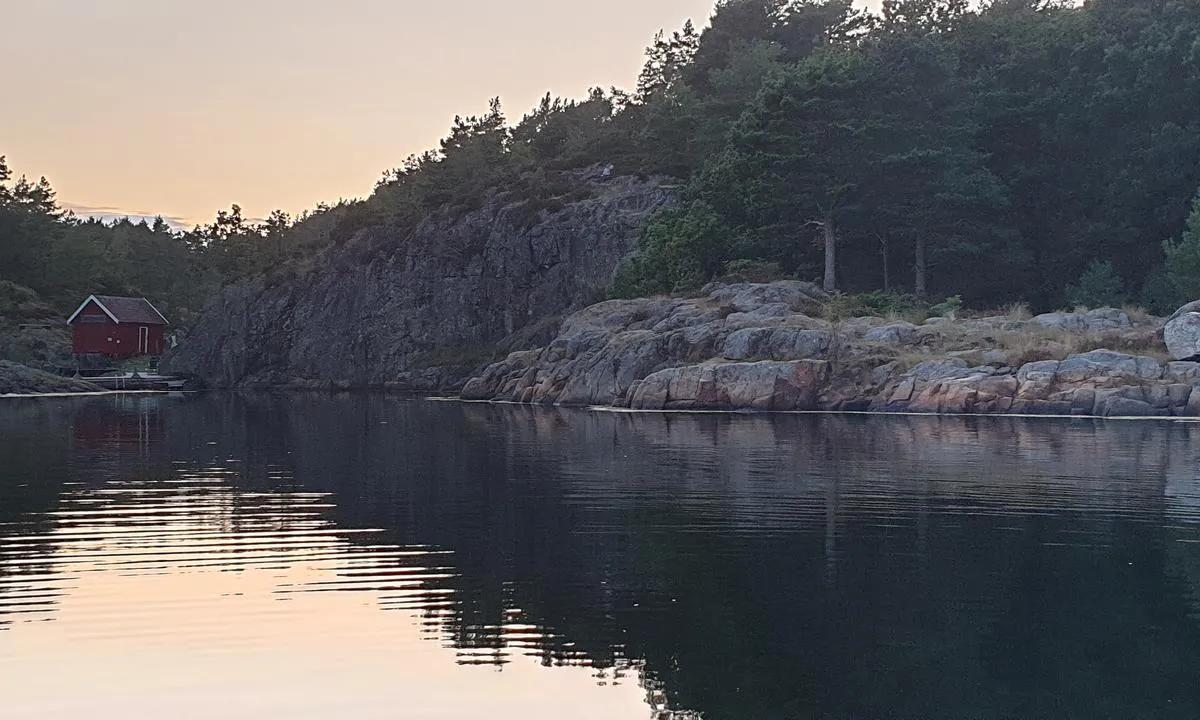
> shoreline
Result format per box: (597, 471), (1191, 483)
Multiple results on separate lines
(160, 282), (1200, 419)
(450, 283), (1200, 419)
(9, 386), (1193, 424)
(11, 382), (1200, 428)
(463, 396), (1200, 422)
(0, 389), (182, 400)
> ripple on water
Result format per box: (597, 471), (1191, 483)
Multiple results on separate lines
(4, 398), (1200, 720)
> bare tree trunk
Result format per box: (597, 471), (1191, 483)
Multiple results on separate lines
(822, 212), (837, 293)
(914, 235), (927, 299)
(878, 233), (890, 292)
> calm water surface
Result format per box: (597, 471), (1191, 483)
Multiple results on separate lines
(2, 394), (1200, 719)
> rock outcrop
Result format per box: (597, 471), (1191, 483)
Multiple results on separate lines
(876, 351), (1188, 417)
(629, 360), (829, 411)
(462, 282), (1190, 418)
(0, 361), (102, 395)
(165, 168), (673, 389)
(460, 281), (830, 406)
(1031, 308), (1136, 334)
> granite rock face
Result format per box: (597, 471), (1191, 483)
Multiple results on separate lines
(628, 360), (829, 411)
(462, 286), (1186, 417)
(461, 282), (831, 406)
(875, 351), (1186, 417)
(165, 169), (674, 389)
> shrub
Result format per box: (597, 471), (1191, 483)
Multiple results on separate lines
(610, 204), (732, 297)
(1065, 260), (1126, 308)
(930, 295), (963, 319)
(1138, 267), (1184, 315)
(821, 292), (929, 321)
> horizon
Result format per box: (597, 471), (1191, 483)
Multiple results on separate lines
(4, 0), (882, 229)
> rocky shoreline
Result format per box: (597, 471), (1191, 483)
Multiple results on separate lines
(460, 281), (1200, 418)
(0, 360), (103, 396)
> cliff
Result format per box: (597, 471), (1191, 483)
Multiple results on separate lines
(165, 168), (673, 389)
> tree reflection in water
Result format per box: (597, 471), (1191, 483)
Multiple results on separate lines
(3, 394), (1200, 719)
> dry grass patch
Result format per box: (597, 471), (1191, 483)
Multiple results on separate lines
(860, 322), (1169, 373)
(1121, 305), (1159, 326)
(889, 350), (940, 372)
(1003, 302), (1033, 322)
(884, 309), (926, 324)
(990, 326), (1167, 367)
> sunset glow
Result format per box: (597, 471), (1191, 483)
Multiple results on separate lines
(5, 0), (722, 227)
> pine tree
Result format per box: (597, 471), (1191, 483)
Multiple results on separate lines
(1066, 260), (1127, 308)
(720, 49), (894, 291)
(1164, 189), (1200, 301)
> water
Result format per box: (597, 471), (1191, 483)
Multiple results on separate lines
(2, 395), (1200, 719)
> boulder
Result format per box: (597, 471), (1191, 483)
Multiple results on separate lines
(875, 360), (999, 412)
(1080, 308), (1133, 332)
(1032, 312), (1084, 332)
(1164, 310), (1200, 360)
(1101, 397), (1161, 418)
(1165, 300), (1200, 325)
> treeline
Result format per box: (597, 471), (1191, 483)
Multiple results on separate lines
(7, 0), (1200, 326)
(0, 156), (360, 329)
(0, 155), (376, 369)
(607, 0), (1200, 312)
(0, 162), (203, 325)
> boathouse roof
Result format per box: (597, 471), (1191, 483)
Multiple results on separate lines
(67, 295), (169, 325)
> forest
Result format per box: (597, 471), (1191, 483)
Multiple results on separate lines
(606, 0), (1200, 311)
(5, 0), (1200, 363)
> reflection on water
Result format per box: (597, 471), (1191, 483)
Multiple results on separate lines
(2, 394), (1200, 718)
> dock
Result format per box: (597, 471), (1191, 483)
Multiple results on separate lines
(82, 372), (191, 391)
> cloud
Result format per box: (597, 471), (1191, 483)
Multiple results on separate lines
(60, 203), (197, 231)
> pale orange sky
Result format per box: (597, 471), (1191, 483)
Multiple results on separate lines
(3, 0), (879, 228)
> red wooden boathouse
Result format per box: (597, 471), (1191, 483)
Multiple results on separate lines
(67, 295), (168, 358)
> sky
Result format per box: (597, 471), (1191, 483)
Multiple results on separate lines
(3, 0), (880, 229)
